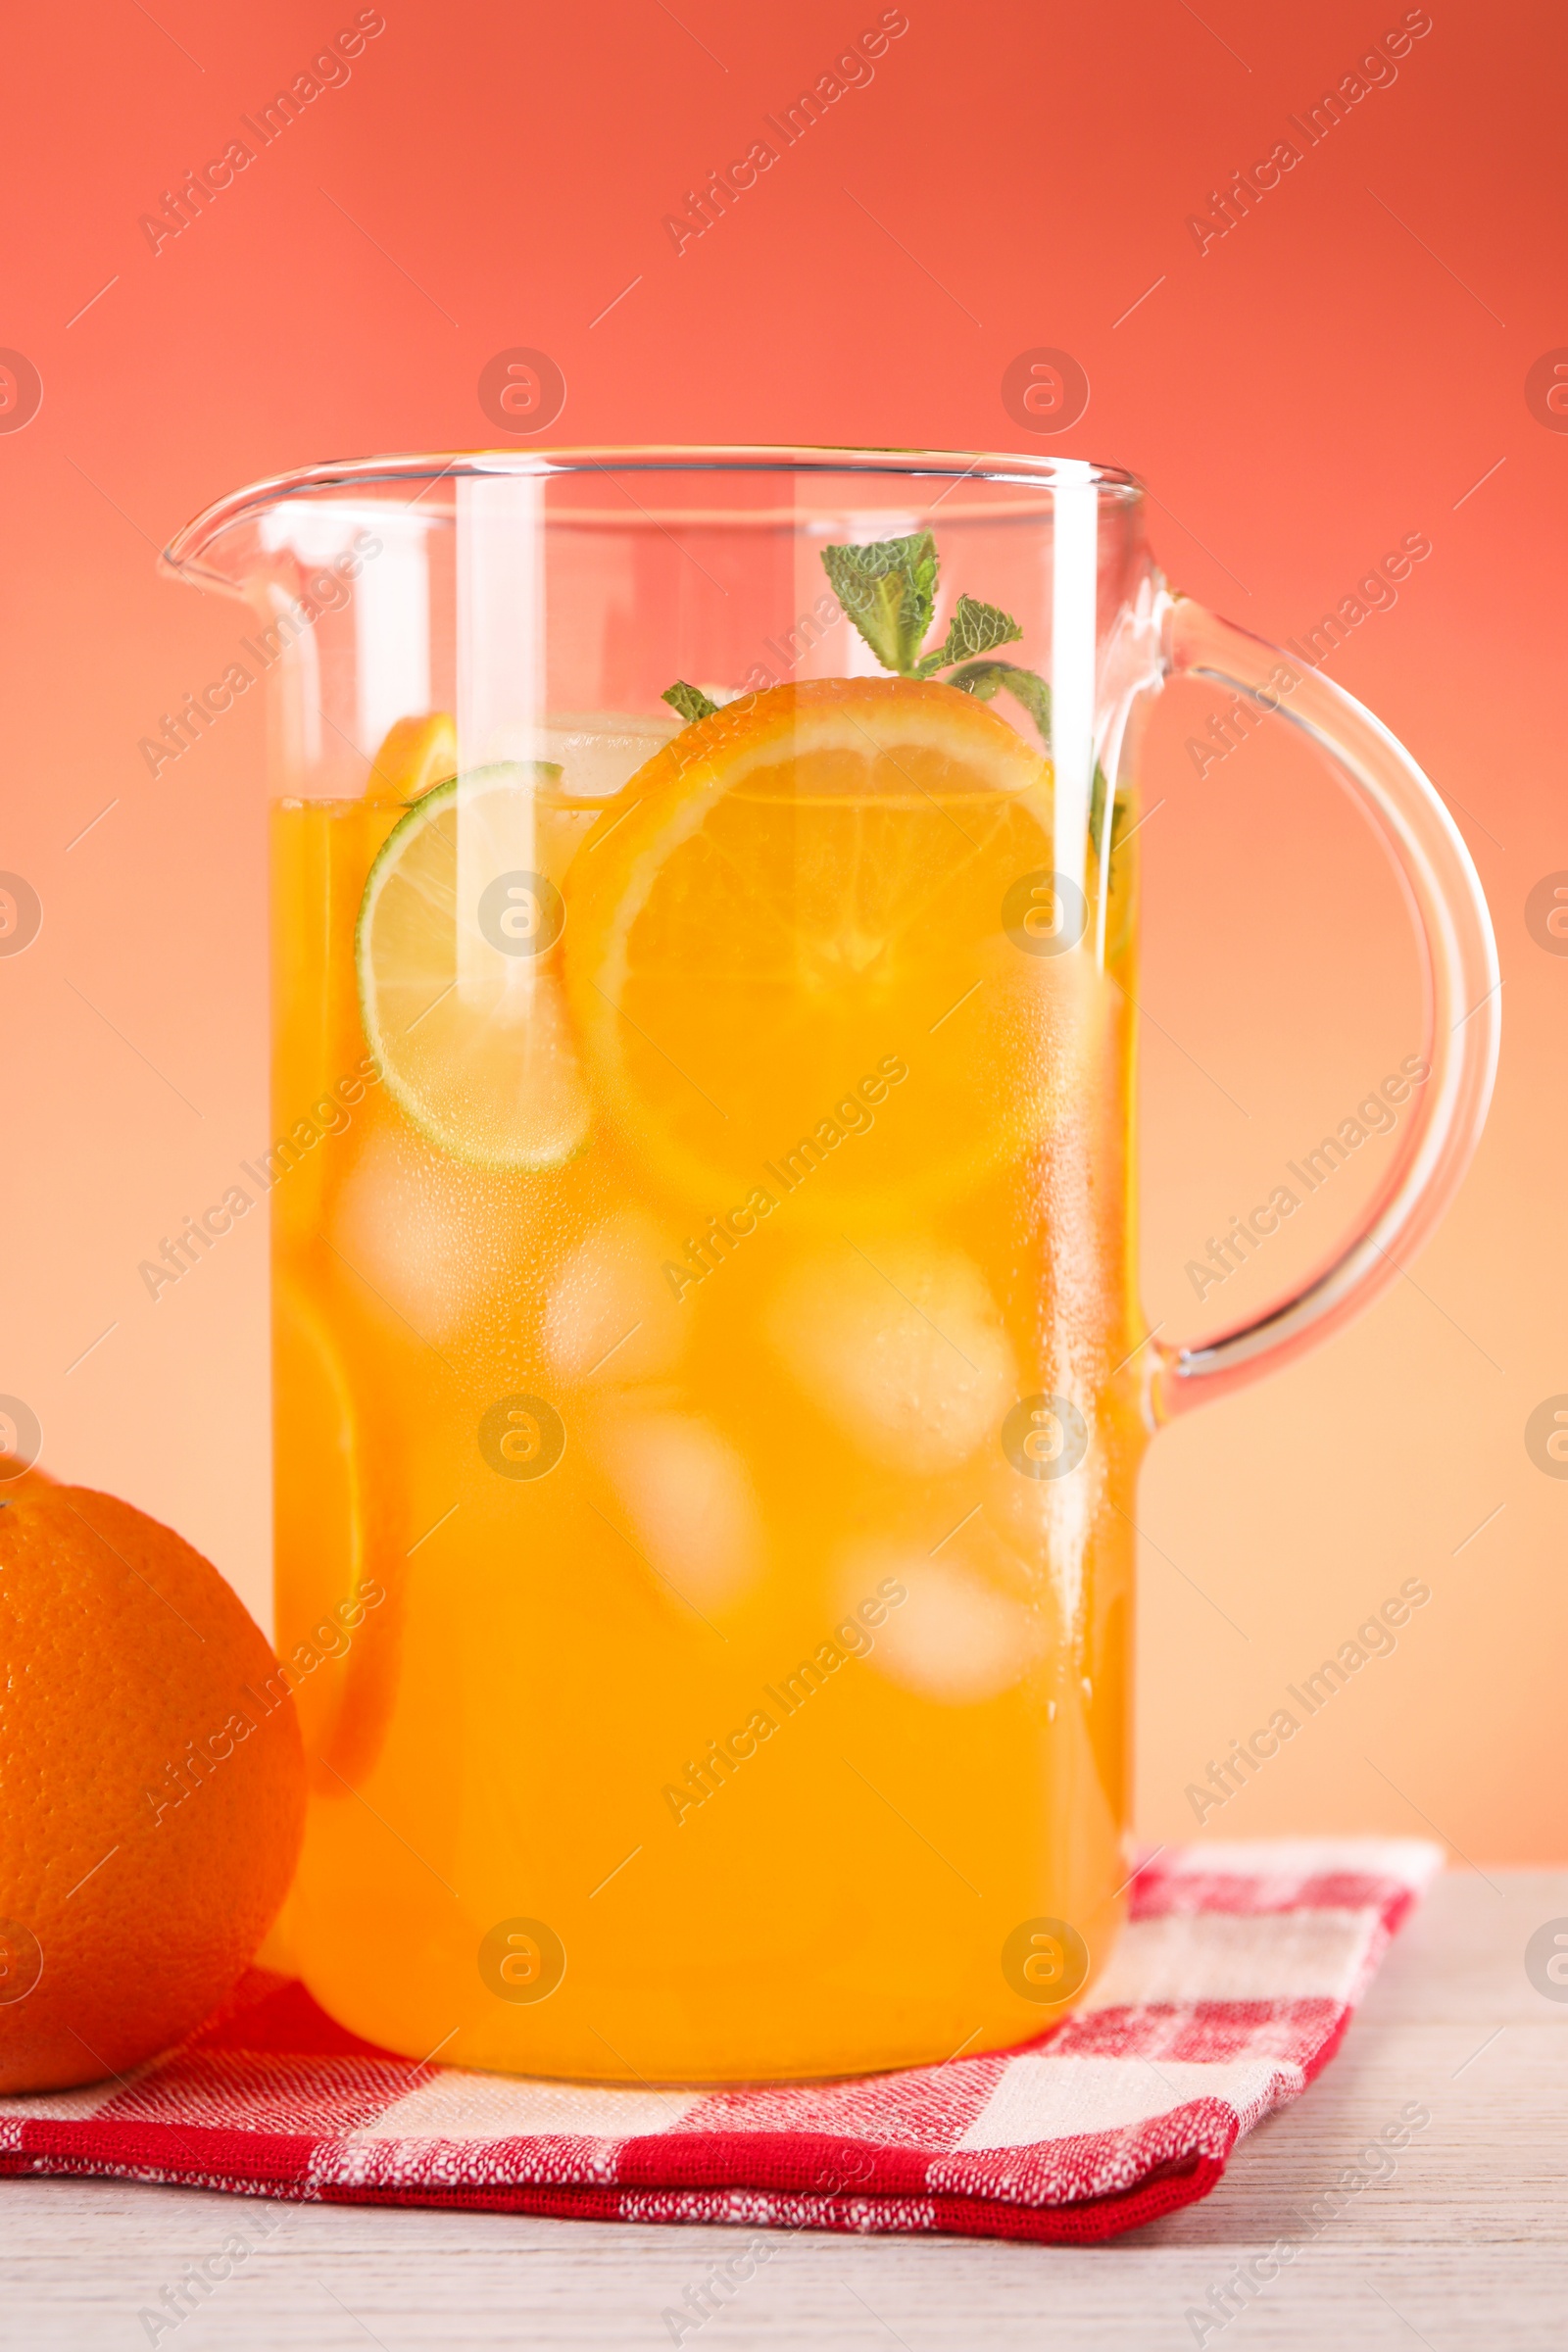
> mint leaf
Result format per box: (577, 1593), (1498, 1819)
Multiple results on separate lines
(917, 594), (1023, 676)
(821, 531), (938, 675)
(1091, 762), (1122, 861)
(821, 541), (1025, 682)
(946, 659), (1053, 747)
(951, 595), (1023, 662)
(662, 680), (720, 724)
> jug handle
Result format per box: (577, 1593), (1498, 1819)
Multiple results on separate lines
(1149, 595), (1500, 1419)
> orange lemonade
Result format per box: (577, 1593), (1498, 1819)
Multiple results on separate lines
(270, 675), (1145, 2082)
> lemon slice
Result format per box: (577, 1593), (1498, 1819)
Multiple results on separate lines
(356, 764), (591, 1169)
(564, 677), (1081, 1216)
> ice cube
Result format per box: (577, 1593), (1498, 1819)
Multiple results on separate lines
(764, 1240), (1016, 1474)
(841, 1548), (1046, 1705)
(541, 1209), (686, 1386)
(451, 714), (681, 880)
(328, 1108), (527, 1347)
(538, 710), (681, 802)
(596, 1408), (763, 1613)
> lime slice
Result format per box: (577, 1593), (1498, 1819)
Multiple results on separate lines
(356, 764), (591, 1169)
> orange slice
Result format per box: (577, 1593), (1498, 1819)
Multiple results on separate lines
(367, 712), (458, 804)
(271, 1274), (401, 1790)
(564, 677), (1089, 1217)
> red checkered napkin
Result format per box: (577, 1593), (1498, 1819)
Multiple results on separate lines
(0, 1838), (1438, 2244)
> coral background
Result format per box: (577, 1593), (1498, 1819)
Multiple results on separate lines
(2, 0), (1562, 1860)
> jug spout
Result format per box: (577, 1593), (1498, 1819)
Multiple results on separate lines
(164, 454), (495, 799)
(163, 451), (467, 594)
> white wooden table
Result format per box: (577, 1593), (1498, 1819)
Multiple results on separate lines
(3, 1870), (1564, 2349)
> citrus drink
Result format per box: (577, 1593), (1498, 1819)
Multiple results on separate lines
(270, 678), (1145, 2082)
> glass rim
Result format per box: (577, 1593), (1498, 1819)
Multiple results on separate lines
(162, 443), (1146, 582)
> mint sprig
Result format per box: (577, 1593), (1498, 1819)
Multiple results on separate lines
(658, 532), (1055, 756)
(662, 680), (719, 724)
(820, 531), (1054, 749)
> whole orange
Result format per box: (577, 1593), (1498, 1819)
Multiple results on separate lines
(0, 1483), (306, 2091)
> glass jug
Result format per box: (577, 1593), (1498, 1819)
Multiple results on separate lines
(164, 448), (1497, 2084)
